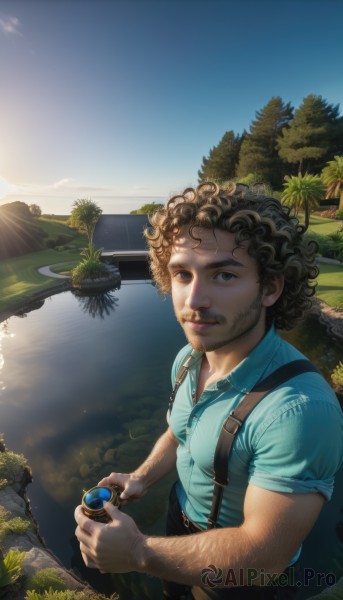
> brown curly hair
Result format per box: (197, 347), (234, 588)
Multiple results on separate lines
(144, 182), (318, 330)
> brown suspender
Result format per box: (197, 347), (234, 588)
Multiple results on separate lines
(169, 352), (319, 529)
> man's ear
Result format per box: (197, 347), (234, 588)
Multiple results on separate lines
(262, 275), (284, 308)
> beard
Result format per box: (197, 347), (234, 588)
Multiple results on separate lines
(177, 288), (265, 353)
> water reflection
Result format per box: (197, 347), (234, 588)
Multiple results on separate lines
(72, 288), (120, 319)
(0, 287), (342, 600)
(15, 298), (45, 318)
(0, 322), (15, 393)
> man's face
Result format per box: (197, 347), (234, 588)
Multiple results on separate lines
(168, 227), (271, 353)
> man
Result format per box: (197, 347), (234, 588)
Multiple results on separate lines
(75, 182), (343, 599)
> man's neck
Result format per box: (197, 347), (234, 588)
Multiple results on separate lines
(203, 326), (267, 380)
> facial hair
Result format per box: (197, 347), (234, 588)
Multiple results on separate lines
(177, 288), (265, 352)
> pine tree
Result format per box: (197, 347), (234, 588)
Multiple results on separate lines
(237, 97), (293, 189)
(198, 130), (243, 183)
(278, 94), (343, 175)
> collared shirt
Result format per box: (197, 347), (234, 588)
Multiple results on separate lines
(169, 327), (343, 531)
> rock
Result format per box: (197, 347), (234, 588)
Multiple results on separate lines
(23, 547), (86, 590)
(0, 447), (93, 598)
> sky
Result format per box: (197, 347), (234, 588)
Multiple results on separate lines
(0, 0), (342, 215)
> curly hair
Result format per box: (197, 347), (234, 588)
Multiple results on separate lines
(144, 182), (318, 330)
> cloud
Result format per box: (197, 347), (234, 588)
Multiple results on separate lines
(0, 14), (21, 35)
(51, 178), (73, 189)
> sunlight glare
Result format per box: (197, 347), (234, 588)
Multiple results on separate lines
(0, 176), (10, 200)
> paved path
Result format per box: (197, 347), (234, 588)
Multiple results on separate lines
(38, 266), (70, 279)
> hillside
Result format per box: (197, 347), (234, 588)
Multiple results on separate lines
(0, 201), (46, 258)
(0, 203), (79, 259)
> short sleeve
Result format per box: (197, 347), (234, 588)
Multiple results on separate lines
(248, 396), (343, 500)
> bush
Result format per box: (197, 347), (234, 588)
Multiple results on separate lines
(0, 548), (25, 591)
(71, 258), (108, 285)
(25, 590), (119, 599)
(0, 506), (31, 542)
(0, 449), (28, 485)
(336, 208), (343, 220)
(332, 362), (343, 387)
(305, 231), (343, 262)
(27, 569), (67, 592)
(320, 208), (338, 219)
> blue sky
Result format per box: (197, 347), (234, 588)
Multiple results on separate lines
(0, 0), (342, 214)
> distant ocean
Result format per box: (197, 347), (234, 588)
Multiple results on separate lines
(0, 194), (166, 215)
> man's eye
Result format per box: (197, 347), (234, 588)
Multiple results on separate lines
(174, 271), (191, 281)
(216, 272), (236, 282)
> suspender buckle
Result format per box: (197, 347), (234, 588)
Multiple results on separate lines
(223, 412), (243, 435)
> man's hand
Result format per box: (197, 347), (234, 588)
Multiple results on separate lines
(74, 503), (146, 573)
(98, 472), (147, 505)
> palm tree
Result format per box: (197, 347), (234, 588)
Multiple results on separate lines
(321, 156), (343, 210)
(281, 173), (325, 230)
(70, 199), (102, 251)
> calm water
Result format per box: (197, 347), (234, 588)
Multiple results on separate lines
(0, 277), (342, 599)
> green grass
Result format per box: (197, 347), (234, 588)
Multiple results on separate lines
(0, 217), (87, 316)
(0, 236), (86, 316)
(316, 263), (343, 308)
(308, 214), (342, 236)
(38, 216), (74, 238)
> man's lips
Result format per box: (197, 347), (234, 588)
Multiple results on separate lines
(183, 319), (217, 331)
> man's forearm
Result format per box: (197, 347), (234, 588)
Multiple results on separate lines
(133, 427), (178, 489)
(137, 526), (285, 587)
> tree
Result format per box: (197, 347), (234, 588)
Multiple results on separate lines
(278, 95), (343, 175)
(281, 173), (325, 230)
(70, 199), (102, 248)
(29, 203), (42, 218)
(0, 201), (46, 258)
(237, 97), (293, 189)
(321, 156), (343, 210)
(198, 130), (243, 183)
(130, 202), (164, 215)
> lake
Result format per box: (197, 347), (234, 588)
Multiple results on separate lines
(0, 272), (342, 599)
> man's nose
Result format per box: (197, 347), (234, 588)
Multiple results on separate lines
(185, 277), (211, 310)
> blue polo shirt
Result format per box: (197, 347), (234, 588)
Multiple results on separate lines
(169, 327), (343, 532)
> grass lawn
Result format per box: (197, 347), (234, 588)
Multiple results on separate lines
(38, 216), (75, 238)
(0, 247), (83, 315)
(0, 222), (87, 316)
(308, 214), (342, 236)
(316, 263), (343, 308)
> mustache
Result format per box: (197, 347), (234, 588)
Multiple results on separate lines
(179, 311), (225, 324)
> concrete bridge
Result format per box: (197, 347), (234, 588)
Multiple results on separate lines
(93, 214), (150, 263)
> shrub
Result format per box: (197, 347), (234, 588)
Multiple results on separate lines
(27, 569), (67, 592)
(71, 258), (108, 285)
(0, 548), (25, 591)
(71, 244), (109, 285)
(0, 449), (28, 484)
(0, 507), (31, 542)
(25, 590), (119, 599)
(332, 362), (343, 387)
(305, 231), (343, 262)
(320, 208), (337, 219)
(336, 208), (343, 220)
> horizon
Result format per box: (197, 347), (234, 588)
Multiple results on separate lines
(0, 193), (166, 215)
